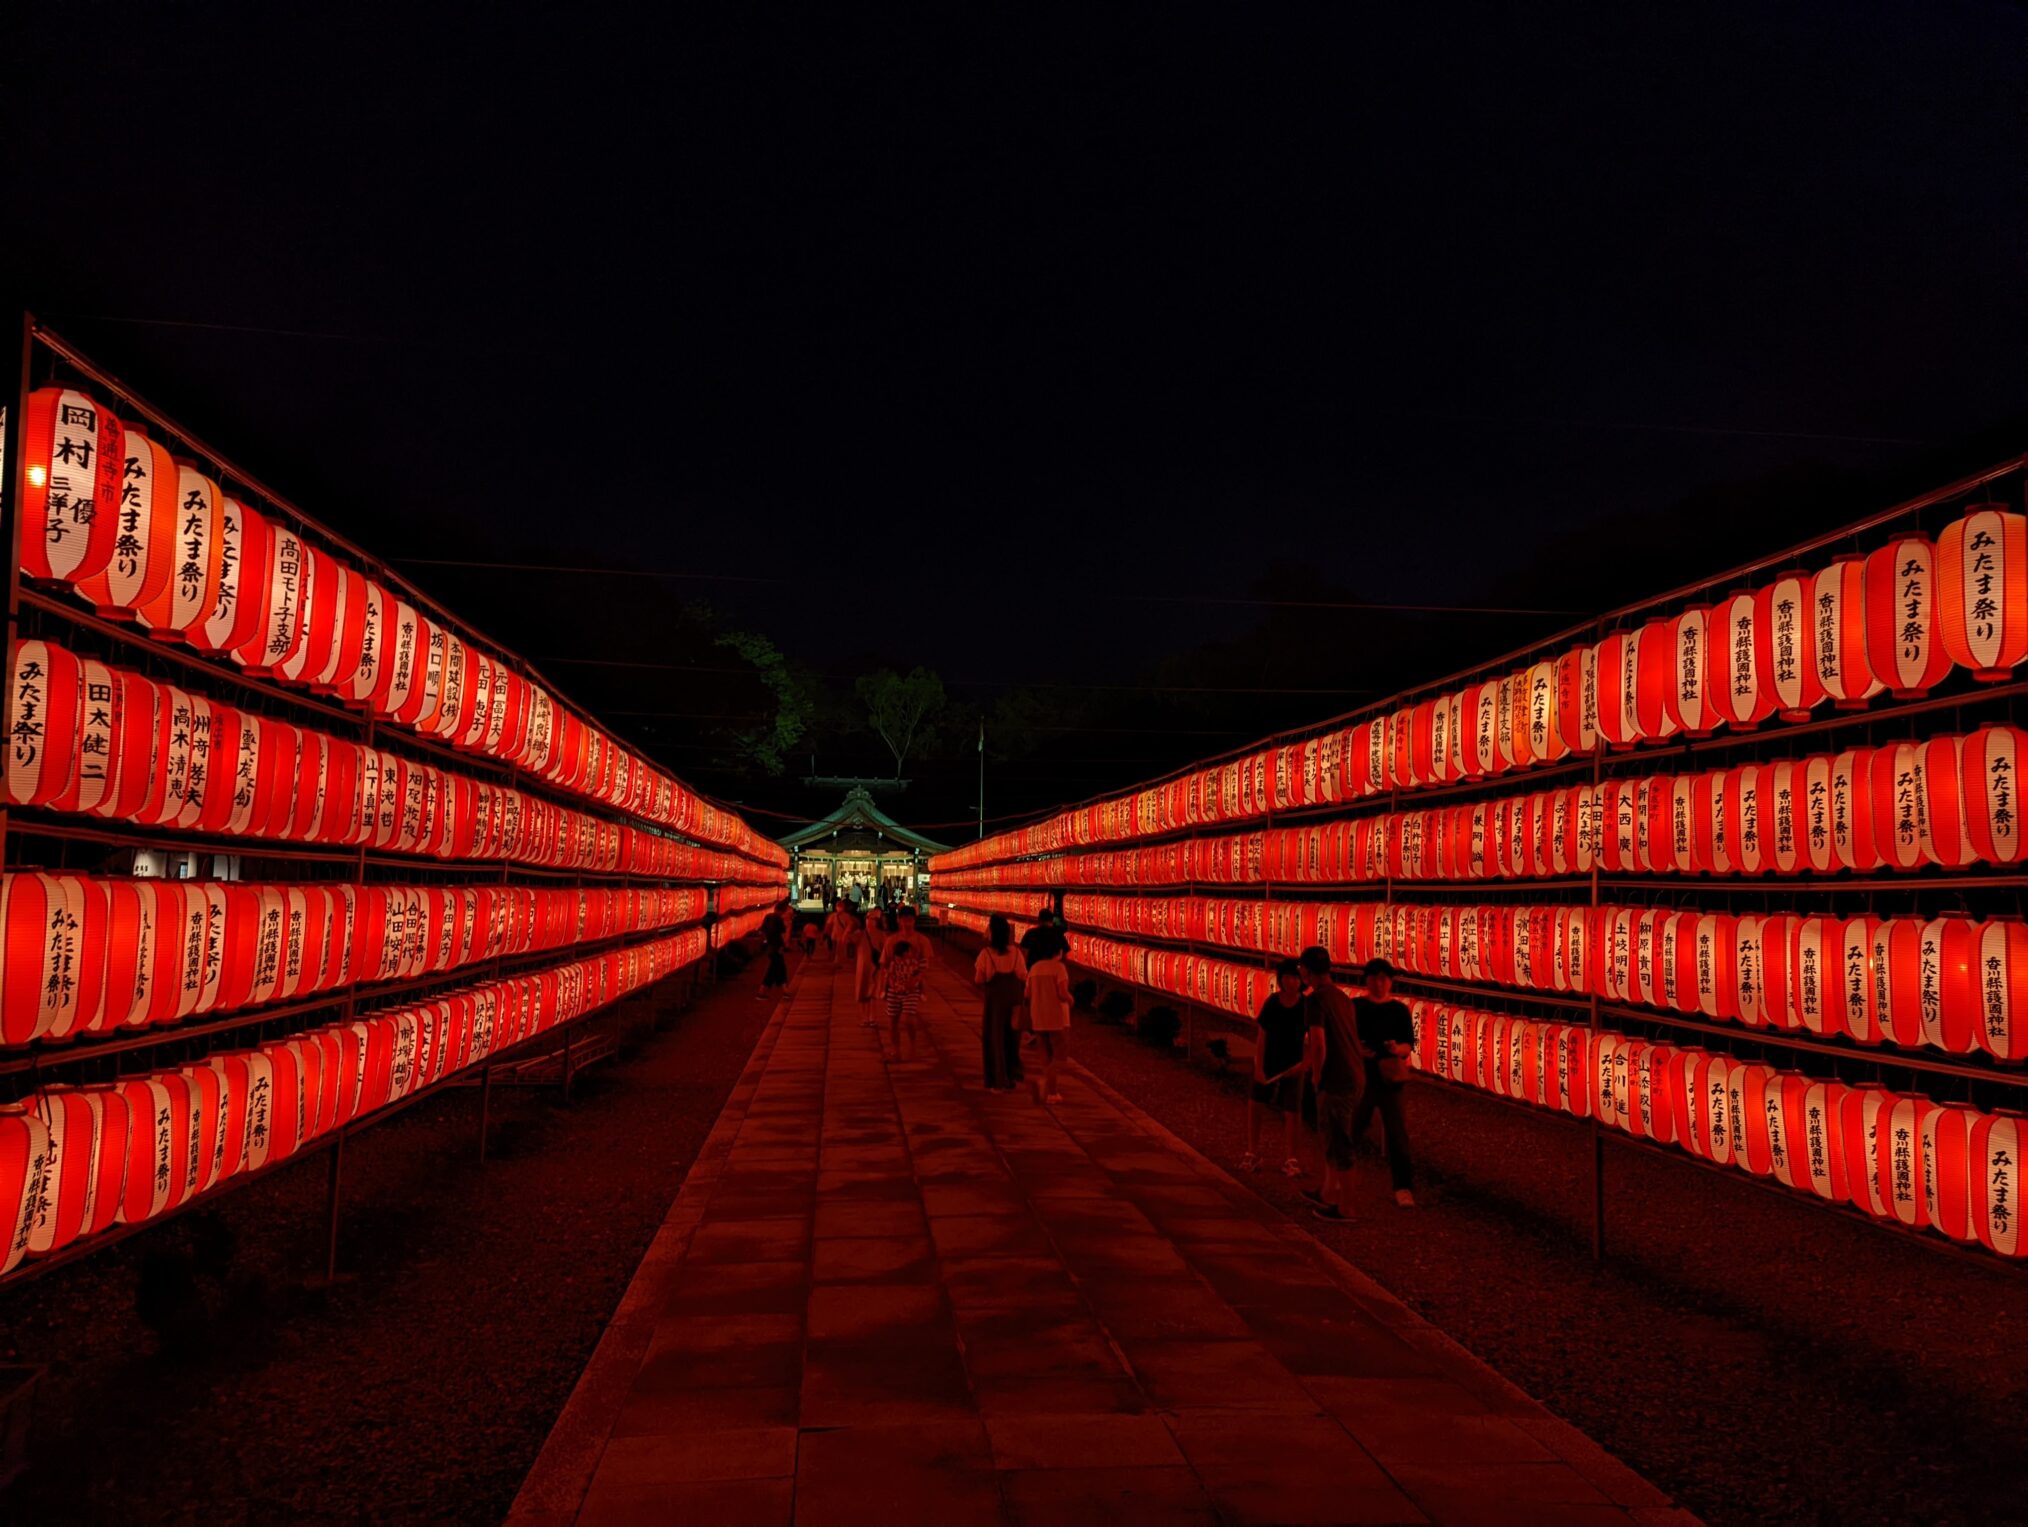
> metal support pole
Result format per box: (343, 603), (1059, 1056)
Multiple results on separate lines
(477, 1063), (493, 1162)
(0, 313), (36, 868)
(1588, 621), (1607, 1265)
(323, 1133), (345, 1283)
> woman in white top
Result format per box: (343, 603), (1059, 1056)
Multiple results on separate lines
(972, 914), (1029, 1092)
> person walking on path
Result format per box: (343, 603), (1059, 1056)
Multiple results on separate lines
(1296, 946), (1364, 1222)
(758, 899), (791, 1000)
(879, 922), (927, 1062)
(824, 902), (850, 961)
(1347, 958), (1418, 1207)
(1019, 906), (1063, 966)
(1243, 958), (1314, 1177)
(855, 909), (884, 1026)
(831, 903), (860, 980)
(1024, 940), (1072, 1106)
(972, 914), (1029, 1092)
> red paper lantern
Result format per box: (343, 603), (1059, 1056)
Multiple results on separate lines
(1809, 555), (1880, 709)
(1922, 1101), (1982, 1242)
(1960, 724), (2025, 868)
(1764, 759), (1803, 875)
(1723, 765), (1770, 877)
(1830, 748), (1879, 871)
(1872, 918), (1925, 1049)
(1594, 631), (1637, 751)
(21, 387), (122, 584)
(1711, 592), (1776, 730)
(95, 669), (156, 824)
(0, 1107), (49, 1274)
(1631, 620), (1678, 745)
(1794, 1078), (1847, 1202)
(1757, 574), (1824, 721)
(1937, 506), (2028, 681)
(48, 658), (119, 817)
(1865, 534), (1953, 698)
(1525, 660), (1564, 764)
(1732, 915), (1771, 1028)
(236, 520), (308, 674)
(1878, 1094), (1938, 1229)
(1917, 915), (1980, 1054)
(1839, 1085), (1894, 1217)
(22, 1090), (96, 1255)
(1920, 735), (1971, 869)
(1975, 919), (2028, 1062)
(314, 561), (371, 693)
(1555, 645), (1597, 755)
(1870, 742), (1927, 873)
(134, 464), (222, 639)
(78, 1085), (129, 1237)
(1796, 753), (1837, 872)
(196, 492), (270, 655)
(5, 639), (82, 808)
(1666, 605), (1723, 736)
(1971, 1112), (2025, 1257)
(73, 424), (179, 617)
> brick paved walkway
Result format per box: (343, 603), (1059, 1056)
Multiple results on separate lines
(509, 951), (1694, 1526)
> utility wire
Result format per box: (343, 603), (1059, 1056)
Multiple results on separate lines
(1119, 593), (1579, 616)
(400, 558), (785, 584)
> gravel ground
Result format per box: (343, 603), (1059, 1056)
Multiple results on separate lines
(951, 933), (2028, 1527)
(0, 958), (777, 1527)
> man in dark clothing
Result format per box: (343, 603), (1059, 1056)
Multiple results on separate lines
(1244, 958), (1312, 1176)
(1349, 958), (1418, 1206)
(757, 900), (790, 999)
(1296, 946), (1363, 1223)
(1019, 908), (1065, 964)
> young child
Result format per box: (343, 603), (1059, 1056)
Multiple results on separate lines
(880, 926), (926, 1062)
(1023, 941), (1072, 1105)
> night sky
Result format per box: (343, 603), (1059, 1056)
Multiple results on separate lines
(5, 4), (2024, 834)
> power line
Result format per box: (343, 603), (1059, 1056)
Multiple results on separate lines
(42, 310), (397, 344)
(1119, 593), (1580, 616)
(400, 558), (785, 584)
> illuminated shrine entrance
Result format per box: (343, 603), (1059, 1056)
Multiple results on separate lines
(780, 786), (950, 912)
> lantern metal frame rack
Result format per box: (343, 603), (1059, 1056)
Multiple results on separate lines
(937, 450), (2028, 1273)
(0, 314), (783, 1289)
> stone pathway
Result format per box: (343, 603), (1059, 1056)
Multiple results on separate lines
(509, 952), (1694, 1526)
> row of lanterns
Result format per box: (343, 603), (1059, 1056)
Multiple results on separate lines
(1411, 1003), (2022, 1257)
(0, 930), (710, 1273)
(936, 507), (2027, 875)
(941, 904), (2024, 1259)
(933, 724), (2022, 890)
(945, 909), (1277, 1025)
(718, 883), (783, 916)
(5, 639), (783, 882)
(0, 873), (710, 1047)
(1031, 890), (2025, 1060)
(20, 387), (784, 869)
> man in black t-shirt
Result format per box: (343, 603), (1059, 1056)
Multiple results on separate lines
(1019, 908), (1066, 965)
(1244, 959), (1312, 1176)
(1349, 958), (1417, 1206)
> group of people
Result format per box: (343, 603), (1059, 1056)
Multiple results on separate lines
(758, 898), (1415, 1215)
(799, 874), (914, 914)
(753, 898), (939, 1064)
(968, 911), (1073, 1107)
(1248, 948), (1416, 1219)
